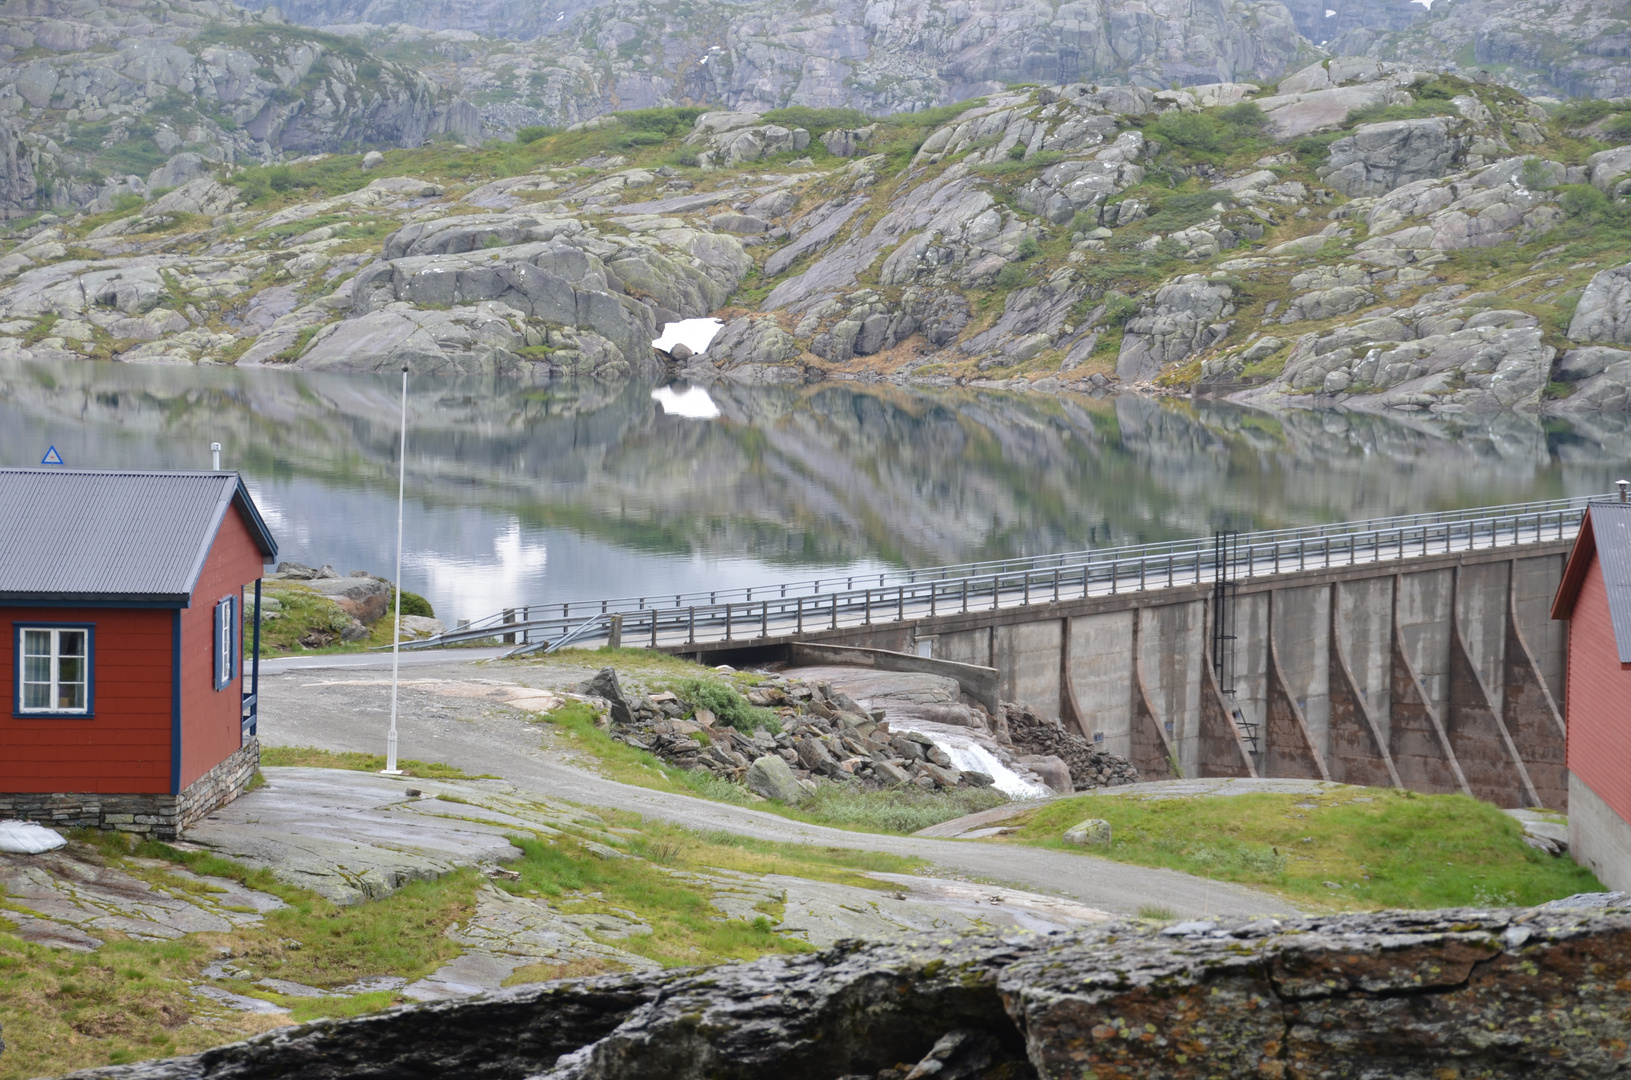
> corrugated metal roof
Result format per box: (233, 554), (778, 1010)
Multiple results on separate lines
(0, 469), (277, 604)
(1590, 502), (1631, 663)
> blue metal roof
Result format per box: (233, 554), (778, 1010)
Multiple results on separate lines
(0, 469), (278, 604)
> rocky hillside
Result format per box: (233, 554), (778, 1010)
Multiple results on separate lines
(0, 0), (480, 216)
(8, 61), (1631, 414)
(239, 0), (1315, 130)
(1331, 0), (1631, 101)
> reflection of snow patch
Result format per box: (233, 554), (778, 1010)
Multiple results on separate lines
(1325, 8), (1335, 14)
(1411, 0), (1434, 7)
(651, 385), (721, 419)
(896, 724), (1053, 799)
(652, 317), (725, 355)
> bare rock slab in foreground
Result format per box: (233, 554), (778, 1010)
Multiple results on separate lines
(59, 900), (1631, 1080)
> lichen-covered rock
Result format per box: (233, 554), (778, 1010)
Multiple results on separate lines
(684, 113), (811, 168)
(64, 901), (1631, 1080)
(1117, 274), (1237, 382)
(1568, 261), (1631, 345)
(1254, 293), (1554, 413)
(744, 755), (806, 803)
(1317, 116), (1466, 197)
(1063, 818), (1112, 845)
(1549, 346), (1631, 412)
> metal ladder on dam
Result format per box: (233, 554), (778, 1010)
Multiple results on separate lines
(402, 493), (1604, 656)
(1211, 529), (1258, 757)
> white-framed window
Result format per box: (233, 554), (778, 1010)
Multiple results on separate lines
(214, 596), (238, 690)
(16, 626), (91, 715)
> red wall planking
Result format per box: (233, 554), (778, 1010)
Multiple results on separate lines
(179, 505), (268, 790)
(1565, 554), (1631, 824)
(0, 606), (174, 793)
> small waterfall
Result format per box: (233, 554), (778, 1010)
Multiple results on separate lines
(895, 724), (1053, 800)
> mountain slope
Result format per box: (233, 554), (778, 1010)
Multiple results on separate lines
(0, 0), (481, 216)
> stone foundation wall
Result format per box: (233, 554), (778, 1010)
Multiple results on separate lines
(178, 738), (260, 832)
(0, 738), (258, 840)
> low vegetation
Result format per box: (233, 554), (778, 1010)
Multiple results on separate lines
(0, 771), (922, 1079)
(259, 745), (494, 779)
(1007, 788), (1600, 911)
(526, 666), (1009, 835)
(255, 582), (435, 657)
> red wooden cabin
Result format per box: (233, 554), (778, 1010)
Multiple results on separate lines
(0, 468), (277, 839)
(1552, 499), (1631, 891)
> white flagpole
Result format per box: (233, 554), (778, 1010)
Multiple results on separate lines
(384, 365), (408, 775)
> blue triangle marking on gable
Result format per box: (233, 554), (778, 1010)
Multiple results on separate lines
(41, 445), (63, 465)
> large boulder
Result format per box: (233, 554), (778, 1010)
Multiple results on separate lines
(1318, 117), (1463, 197)
(303, 576), (392, 623)
(1116, 275), (1236, 382)
(582, 668), (633, 727)
(1568, 262), (1631, 345)
(1549, 347), (1631, 413)
(745, 755), (807, 804)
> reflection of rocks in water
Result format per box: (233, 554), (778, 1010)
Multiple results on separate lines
(1, 358), (1627, 574)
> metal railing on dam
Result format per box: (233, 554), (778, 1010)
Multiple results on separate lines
(406, 492), (1605, 656)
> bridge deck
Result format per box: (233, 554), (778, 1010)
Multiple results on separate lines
(404, 494), (1603, 656)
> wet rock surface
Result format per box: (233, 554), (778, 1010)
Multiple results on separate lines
(57, 898), (1631, 1080)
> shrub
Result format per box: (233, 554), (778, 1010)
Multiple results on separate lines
(995, 262), (1029, 288)
(1007, 143), (1027, 161)
(760, 106), (872, 134)
(1556, 98), (1619, 129)
(1605, 113), (1631, 142)
(1520, 156), (1556, 192)
(111, 192), (143, 214)
(1152, 111), (1225, 153)
(671, 677), (781, 733)
(1015, 234), (1041, 259)
(393, 588), (434, 618)
(672, 147), (701, 168)
(1071, 208), (1098, 233)
(1557, 182), (1631, 227)
(1100, 291), (1141, 327)
(515, 125), (557, 144)
(616, 106), (707, 137)
(1215, 101), (1269, 131)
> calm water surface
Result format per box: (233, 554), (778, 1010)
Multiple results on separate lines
(2, 358), (1626, 623)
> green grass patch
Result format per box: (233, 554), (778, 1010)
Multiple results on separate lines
(786, 784), (1008, 834)
(0, 834), (481, 1079)
(1004, 789), (1601, 911)
(259, 745), (493, 779)
(498, 836), (806, 966)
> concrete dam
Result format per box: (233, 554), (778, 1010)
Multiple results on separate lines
(429, 497), (1595, 810)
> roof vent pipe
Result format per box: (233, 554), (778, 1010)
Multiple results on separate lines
(211, 442), (221, 471)
(1619, 479), (1628, 503)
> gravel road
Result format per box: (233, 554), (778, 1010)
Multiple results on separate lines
(257, 651), (1295, 919)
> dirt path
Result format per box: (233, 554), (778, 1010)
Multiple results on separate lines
(256, 652), (1296, 919)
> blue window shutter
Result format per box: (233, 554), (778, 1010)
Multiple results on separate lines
(214, 599), (224, 689)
